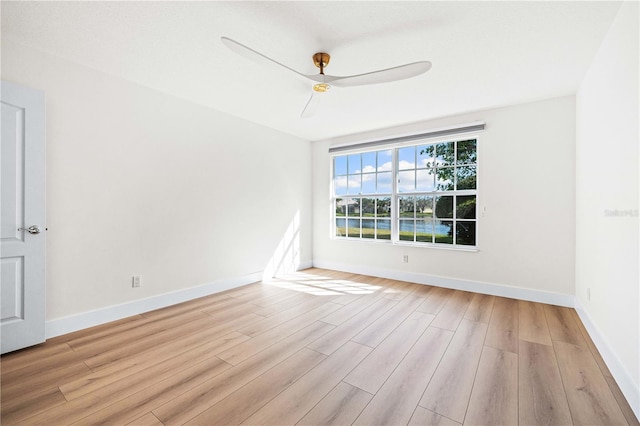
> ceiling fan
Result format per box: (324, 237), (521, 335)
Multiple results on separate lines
(221, 37), (432, 118)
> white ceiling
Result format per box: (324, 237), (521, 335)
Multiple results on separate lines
(2, 1), (622, 141)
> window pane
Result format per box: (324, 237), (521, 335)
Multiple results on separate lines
(334, 156), (347, 176)
(348, 154), (361, 174)
(417, 145), (433, 168)
(376, 197), (391, 217)
(435, 220), (454, 244)
(399, 220), (415, 241)
(347, 175), (361, 195)
(378, 150), (392, 172)
(456, 221), (476, 245)
(345, 197), (358, 216)
(335, 218), (346, 237)
(334, 175), (348, 195)
(456, 195), (476, 219)
(362, 219), (375, 239)
(347, 218), (361, 238)
(416, 218), (433, 243)
(456, 166), (476, 190)
(398, 147), (415, 170)
(435, 142), (454, 166)
(399, 196), (416, 218)
(434, 196), (453, 218)
(362, 198), (375, 217)
(362, 152), (376, 173)
(456, 139), (477, 165)
(362, 174), (376, 194)
(416, 195), (433, 218)
(335, 198), (346, 217)
(436, 167), (454, 191)
(376, 219), (391, 240)
(416, 169), (435, 192)
(376, 172), (392, 193)
(398, 170), (415, 192)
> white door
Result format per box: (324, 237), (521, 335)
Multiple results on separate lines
(1, 80), (46, 354)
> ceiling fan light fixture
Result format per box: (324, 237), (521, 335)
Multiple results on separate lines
(313, 83), (331, 93)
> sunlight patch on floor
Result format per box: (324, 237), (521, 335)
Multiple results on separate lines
(264, 272), (382, 296)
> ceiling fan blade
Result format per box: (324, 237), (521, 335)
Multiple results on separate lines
(221, 37), (315, 82)
(328, 61), (432, 88)
(301, 91), (321, 118)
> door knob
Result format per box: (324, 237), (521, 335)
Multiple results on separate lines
(18, 225), (41, 235)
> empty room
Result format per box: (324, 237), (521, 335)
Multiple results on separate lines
(1, 1), (638, 425)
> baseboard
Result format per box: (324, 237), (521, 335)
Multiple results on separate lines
(45, 271), (263, 339)
(574, 299), (640, 419)
(312, 259), (575, 307)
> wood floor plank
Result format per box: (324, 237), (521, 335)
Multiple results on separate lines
(87, 317), (254, 376)
(238, 296), (333, 337)
(420, 319), (488, 423)
(345, 311), (435, 394)
(185, 348), (327, 425)
(465, 346), (518, 426)
(217, 302), (341, 365)
(431, 290), (475, 331)
(59, 331), (249, 400)
(554, 340), (627, 425)
(46, 314), (147, 345)
(124, 412), (164, 426)
(518, 340), (573, 425)
(0, 385), (67, 425)
(240, 341), (372, 425)
(307, 297), (397, 355)
(353, 326), (453, 426)
(519, 300), (552, 346)
(297, 382), (373, 426)
(570, 308), (613, 377)
(1, 356), (92, 400)
(140, 292), (232, 320)
(463, 293), (495, 323)
(544, 305), (586, 347)
(328, 276), (387, 305)
(66, 309), (209, 355)
(416, 286), (454, 315)
(351, 294), (424, 347)
(409, 407), (462, 426)
(485, 296), (519, 353)
(320, 282), (388, 326)
(18, 356), (232, 426)
(152, 321), (335, 425)
(0, 342), (73, 375)
(83, 313), (229, 371)
(68, 357), (232, 426)
(605, 375), (640, 425)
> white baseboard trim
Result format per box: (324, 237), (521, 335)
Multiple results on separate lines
(312, 259), (575, 307)
(574, 299), (640, 419)
(45, 271), (263, 339)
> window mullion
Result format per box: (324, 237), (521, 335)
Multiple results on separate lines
(391, 148), (399, 243)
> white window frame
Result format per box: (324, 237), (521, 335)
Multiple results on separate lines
(330, 133), (480, 250)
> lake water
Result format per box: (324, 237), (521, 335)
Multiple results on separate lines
(337, 218), (452, 235)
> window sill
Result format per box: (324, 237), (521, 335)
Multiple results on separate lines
(330, 236), (479, 252)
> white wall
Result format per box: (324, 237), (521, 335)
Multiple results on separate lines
(313, 96), (576, 303)
(576, 0), (639, 416)
(1, 39), (312, 322)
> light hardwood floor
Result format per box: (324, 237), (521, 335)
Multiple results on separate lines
(1, 268), (638, 425)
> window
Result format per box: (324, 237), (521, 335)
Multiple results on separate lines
(332, 138), (477, 248)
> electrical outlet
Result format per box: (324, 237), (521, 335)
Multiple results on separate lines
(403, 255), (409, 263)
(132, 275), (141, 288)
